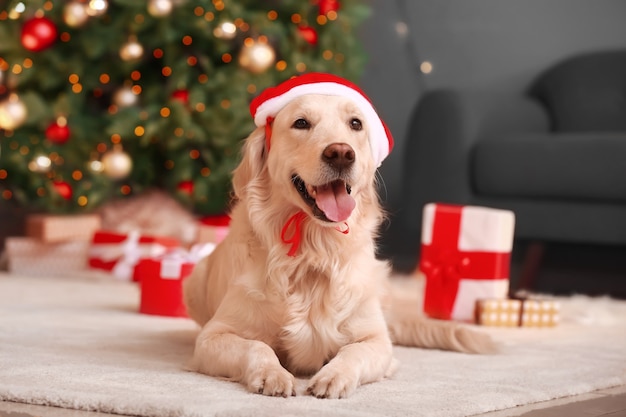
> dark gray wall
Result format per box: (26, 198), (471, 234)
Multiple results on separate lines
(358, 0), (626, 207)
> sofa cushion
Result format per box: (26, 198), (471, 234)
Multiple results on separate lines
(529, 50), (626, 132)
(472, 132), (626, 202)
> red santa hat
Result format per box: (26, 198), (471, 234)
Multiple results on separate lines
(249, 72), (394, 167)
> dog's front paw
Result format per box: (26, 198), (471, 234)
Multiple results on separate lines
(247, 365), (296, 398)
(306, 367), (358, 399)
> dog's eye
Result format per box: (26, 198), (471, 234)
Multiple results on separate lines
(292, 118), (311, 130)
(350, 118), (363, 131)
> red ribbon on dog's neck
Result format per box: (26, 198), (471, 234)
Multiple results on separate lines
(281, 211), (307, 257)
(281, 211), (350, 257)
(267, 116), (349, 256)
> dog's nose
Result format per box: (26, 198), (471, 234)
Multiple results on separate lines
(322, 143), (355, 170)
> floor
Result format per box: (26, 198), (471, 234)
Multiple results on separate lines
(2, 214), (625, 417)
(480, 386), (626, 417)
(1, 385), (625, 417)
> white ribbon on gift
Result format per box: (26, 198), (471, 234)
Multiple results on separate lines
(89, 230), (171, 281)
(155, 243), (216, 280)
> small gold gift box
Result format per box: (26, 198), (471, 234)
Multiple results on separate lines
(476, 298), (560, 327)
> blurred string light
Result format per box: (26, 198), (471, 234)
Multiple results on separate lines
(213, 21), (237, 39)
(148, 0), (173, 17)
(395, 21), (408, 38)
(89, 160), (104, 173)
(0, 93), (28, 130)
(8, 2), (26, 19)
(395, 0), (431, 81)
(28, 155), (52, 173)
(86, 0), (108, 17)
(420, 61), (433, 74)
(64, 2), (90, 28)
(120, 36), (144, 61)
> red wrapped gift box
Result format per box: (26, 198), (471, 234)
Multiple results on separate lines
(88, 230), (180, 281)
(419, 203), (515, 321)
(135, 244), (215, 317)
(136, 258), (194, 317)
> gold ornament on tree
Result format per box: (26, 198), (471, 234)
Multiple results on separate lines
(102, 146), (132, 180)
(119, 36), (144, 61)
(238, 38), (276, 74)
(64, 2), (90, 27)
(0, 93), (28, 130)
(148, 0), (173, 17)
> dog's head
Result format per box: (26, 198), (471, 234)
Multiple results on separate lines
(233, 73), (393, 229)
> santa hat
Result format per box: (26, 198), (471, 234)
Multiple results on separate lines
(249, 72), (394, 167)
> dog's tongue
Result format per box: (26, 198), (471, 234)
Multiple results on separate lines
(315, 181), (355, 222)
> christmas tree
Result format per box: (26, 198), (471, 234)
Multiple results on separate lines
(0, 0), (369, 216)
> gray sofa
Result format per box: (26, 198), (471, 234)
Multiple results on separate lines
(382, 49), (626, 277)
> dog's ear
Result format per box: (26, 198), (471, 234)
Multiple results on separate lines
(232, 126), (267, 199)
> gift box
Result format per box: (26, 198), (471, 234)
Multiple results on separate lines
(196, 214), (230, 244)
(476, 298), (560, 327)
(6, 237), (90, 277)
(135, 244), (216, 317)
(88, 230), (180, 281)
(26, 213), (101, 243)
(419, 203), (515, 321)
(135, 257), (194, 318)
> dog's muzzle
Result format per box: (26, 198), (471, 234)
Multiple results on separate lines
(292, 175), (355, 223)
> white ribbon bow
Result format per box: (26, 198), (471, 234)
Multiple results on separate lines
(155, 243), (217, 279)
(91, 230), (169, 281)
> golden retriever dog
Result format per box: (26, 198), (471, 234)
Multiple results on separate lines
(183, 73), (495, 399)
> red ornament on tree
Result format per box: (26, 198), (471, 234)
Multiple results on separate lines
(317, 0), (340, 15)
(298, 26), (318, 46)
(171, 89), (189, 105)
(45, 119), (70, 144)
(177, 180), (194, 194)
(21, 17), (58, 52)
(52, 180), (73, 200)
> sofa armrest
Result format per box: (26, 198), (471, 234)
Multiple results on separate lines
(399, 89), (550, 232)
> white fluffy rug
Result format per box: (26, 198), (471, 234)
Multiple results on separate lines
(1, 272), (625, 417)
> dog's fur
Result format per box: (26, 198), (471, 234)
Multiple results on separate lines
(183, 94), (495, 399)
